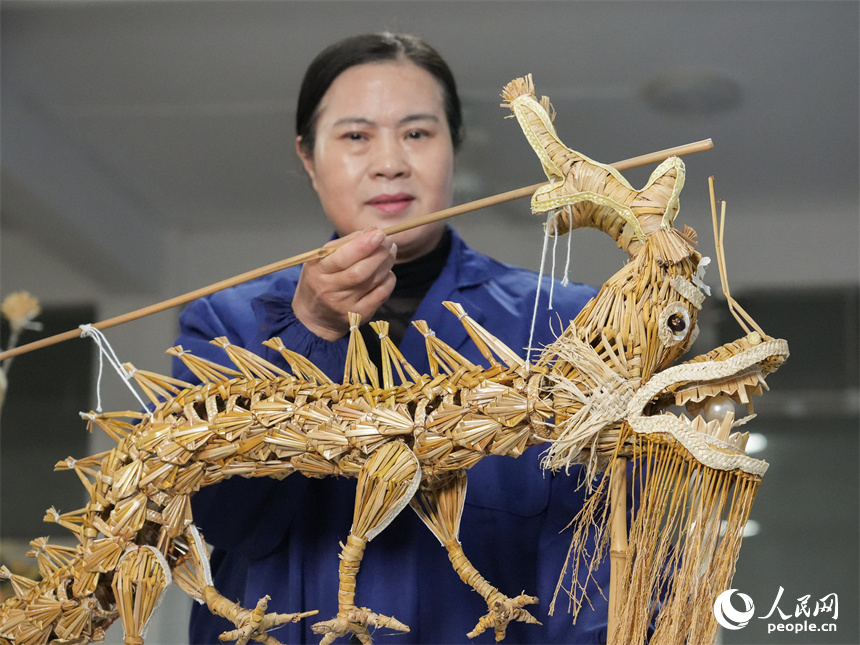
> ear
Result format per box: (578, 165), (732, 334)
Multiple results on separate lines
(295, 137), (319, 190)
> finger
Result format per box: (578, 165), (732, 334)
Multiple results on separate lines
(296, 239), (392, 309)
(330, 241), (396, 291)
(321, 228), (392, 273)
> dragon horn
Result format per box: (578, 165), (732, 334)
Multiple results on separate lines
(502, 75), (686, 257)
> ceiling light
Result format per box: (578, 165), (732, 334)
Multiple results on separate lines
(745, 433), (768, 454)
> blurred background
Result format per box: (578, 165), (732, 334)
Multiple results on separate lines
(1, 1), (857, 643)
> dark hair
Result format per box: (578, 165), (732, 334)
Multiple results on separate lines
(296, 32), (464, 156)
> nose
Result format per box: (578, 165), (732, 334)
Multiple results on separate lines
(370, 133), (410, 179)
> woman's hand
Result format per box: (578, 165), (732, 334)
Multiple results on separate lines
(293, 228), (397, 341)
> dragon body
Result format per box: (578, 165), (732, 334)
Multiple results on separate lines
(0, 77), (788, 645)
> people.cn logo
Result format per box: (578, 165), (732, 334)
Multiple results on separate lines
(713, 589), (756, 630)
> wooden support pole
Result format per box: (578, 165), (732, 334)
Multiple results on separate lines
(607, 456), (629, 645)
(0, 139), (712, 362)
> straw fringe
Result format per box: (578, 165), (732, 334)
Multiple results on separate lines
(616, 434), (760, 645)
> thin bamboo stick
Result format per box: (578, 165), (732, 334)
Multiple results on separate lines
(607, 456), (629, 645)
(0, 139), (712, 362)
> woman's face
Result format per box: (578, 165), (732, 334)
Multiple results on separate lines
(296, 61), (455, 262)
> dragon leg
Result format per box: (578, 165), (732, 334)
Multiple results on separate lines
(169, 526), (317, 645)
(410, 471), (541, 642)
(311, 442), (419, 645)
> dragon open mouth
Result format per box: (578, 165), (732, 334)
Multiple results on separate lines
(629, 332), (790, 476)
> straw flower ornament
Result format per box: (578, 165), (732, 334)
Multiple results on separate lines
(1, 291), (44, 409)
(0, 77), (788, 645)
(1, 292), (42, 335)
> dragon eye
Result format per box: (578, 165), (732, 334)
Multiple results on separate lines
(659, 303), (692, 346)
(667, 314), (687, 334)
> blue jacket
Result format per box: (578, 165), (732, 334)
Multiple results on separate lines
(174, 229), (609, 644)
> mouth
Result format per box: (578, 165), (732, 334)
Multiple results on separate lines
(629, 332), (790, 475)
(366, 193), (415, 215)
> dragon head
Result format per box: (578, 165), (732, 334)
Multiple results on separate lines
(504, 74), (790, 643)
(503, 75), (789, 478)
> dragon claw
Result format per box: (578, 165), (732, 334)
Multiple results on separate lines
(467, 593), (541, 642)
(311, 607), (409, 645)
(216, 595), (319, 645)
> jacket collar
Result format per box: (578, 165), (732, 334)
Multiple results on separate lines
(445, 227), (496, 290)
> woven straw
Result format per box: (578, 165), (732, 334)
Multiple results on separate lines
(501, 75), (685, 257)
(0, 76), (789, 645)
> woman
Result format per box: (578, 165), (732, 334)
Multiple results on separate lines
(175, 33), (607, 644)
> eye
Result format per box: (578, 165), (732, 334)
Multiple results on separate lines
(659, 303), (692, 346)
(406, 129), (429, 140)
(667, 313), (687, 334)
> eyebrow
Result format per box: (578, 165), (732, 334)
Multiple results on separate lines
(332, 114), (441, 128)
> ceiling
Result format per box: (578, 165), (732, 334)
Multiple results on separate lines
(2, 0), (858, 295)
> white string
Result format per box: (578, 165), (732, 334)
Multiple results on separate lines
(526, 212), (554, 364)
(79, 324), (151, 417)
(548, 226), (559, 310)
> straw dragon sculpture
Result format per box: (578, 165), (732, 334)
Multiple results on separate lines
(0, 76), (788, 645)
